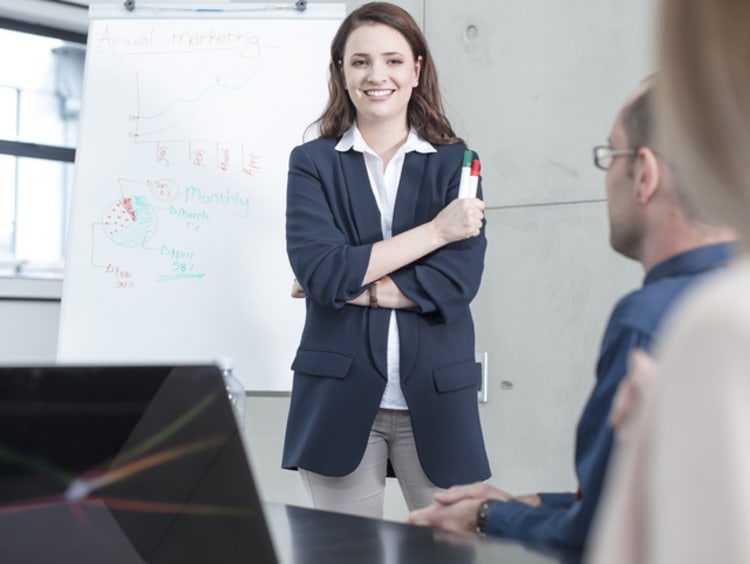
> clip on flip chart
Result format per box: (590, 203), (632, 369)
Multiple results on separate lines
(123, 1), (307, 12)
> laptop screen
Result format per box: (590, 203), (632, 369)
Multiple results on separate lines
(0, 364), (278, 564)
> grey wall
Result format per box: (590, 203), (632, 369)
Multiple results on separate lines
(0, 278), (61, 363)
(428, 0), (656, 497)
(0, 0), (656, 521)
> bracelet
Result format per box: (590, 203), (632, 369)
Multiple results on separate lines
(368, 279), (382, 308)
(475, 498), (504, 535)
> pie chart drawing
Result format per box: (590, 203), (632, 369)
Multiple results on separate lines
(102, 195), (158, 247)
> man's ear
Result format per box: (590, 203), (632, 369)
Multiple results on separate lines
(634, 147), (660, 204)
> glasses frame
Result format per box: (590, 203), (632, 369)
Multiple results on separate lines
(593, 145), (638, 170)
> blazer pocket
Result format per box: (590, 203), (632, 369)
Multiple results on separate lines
(433, 360), (480, 392)
(291, 349), (354, 380)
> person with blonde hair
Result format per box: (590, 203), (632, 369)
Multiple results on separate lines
(586, 1), (750, 562)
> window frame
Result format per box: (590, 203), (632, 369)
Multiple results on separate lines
(0, 16), (85, 165)
(0, 15), (86, 280)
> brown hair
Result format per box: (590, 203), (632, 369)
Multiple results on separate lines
(622, 78), (655, 151)
(312, 2), (462, 145)
(659, 0), (750, 238)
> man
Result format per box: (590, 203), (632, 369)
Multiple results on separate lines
(407, 78), (736, 548)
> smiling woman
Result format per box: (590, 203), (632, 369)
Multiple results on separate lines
(283, 1), (490, 520)
(339, 22), (421, 150)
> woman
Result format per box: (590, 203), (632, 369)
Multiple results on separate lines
(282, 2), (490, 518)
(586, 1), (750, 562)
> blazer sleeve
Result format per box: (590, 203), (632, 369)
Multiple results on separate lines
(286, 143), (372, 308)
(390, 151), (487, 324)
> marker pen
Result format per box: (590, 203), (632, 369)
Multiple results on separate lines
(458, 149), (473, 198)
(466, 158), (480, 199)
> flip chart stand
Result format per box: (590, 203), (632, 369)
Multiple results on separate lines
(59, 2), (345, 392)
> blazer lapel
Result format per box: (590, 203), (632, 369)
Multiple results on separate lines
(368, 310), (390, 381)
(392, 152), (426, 236)
(339, 150), (382, 245)
(339, 150), (389, 379)
(393, 151), (426, 384)
(339, 150), (428, 384)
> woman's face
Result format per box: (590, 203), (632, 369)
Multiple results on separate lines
(340, 23), (421, 128)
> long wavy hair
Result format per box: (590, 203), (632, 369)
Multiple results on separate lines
(659, 0), (750, 239)
(312, 2), (462, 145)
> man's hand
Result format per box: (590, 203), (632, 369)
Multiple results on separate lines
(407, 497), (485, 534)
(407, 482), (513, 534)
(432, 482), (512, 506)
(610, 348), (658, 437)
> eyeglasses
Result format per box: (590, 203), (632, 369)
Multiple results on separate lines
(593, 145), (637, 170)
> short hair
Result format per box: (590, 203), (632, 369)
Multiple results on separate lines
(623, 76), (710, 220)
(621, 80), (655, 150)
(312, 2), (462, 145)
(658, 0), (750, 234)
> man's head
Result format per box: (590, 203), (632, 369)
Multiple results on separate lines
(602, 78), (661, 263)
(598, 78), (734, 271)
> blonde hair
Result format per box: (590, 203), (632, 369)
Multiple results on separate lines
(658, 0), (750, 241)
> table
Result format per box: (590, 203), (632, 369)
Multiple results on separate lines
(264, 503), (582, 564)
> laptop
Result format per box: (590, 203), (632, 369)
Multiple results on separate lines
(0, 364), (278, 564)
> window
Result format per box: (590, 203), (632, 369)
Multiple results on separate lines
(0, 18), (86, 278)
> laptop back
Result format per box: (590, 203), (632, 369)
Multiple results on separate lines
(0, 364), (278, 564)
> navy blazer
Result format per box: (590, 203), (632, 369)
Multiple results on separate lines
(282, 137), (490, 488)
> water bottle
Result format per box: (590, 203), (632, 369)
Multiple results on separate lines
(216, 357), (246, 430)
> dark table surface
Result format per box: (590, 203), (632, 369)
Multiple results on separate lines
(264, 502), (582, 564)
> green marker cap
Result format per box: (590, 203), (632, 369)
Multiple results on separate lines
(463, 149), (473, 167)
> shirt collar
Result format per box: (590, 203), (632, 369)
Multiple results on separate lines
(644, 242), (737, 286)
(335, 122), (436, 155)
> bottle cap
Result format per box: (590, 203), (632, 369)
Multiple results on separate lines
(215, 356), (233, 371)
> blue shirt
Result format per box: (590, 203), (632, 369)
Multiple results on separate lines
(484, 242), (736, 548)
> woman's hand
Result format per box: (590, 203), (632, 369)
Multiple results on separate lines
(291, 279), (306, 298)
(432, 198), (485, 245)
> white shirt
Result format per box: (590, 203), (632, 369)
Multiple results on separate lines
(335, 123), (436, 409)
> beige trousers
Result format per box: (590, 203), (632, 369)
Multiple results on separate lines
(299, 408), (443, 519)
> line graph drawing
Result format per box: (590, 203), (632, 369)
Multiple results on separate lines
(130, 69), (265, 175)
(133, 69), (258, 140)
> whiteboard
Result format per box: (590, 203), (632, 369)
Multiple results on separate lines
(57, 3), (345, 392)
